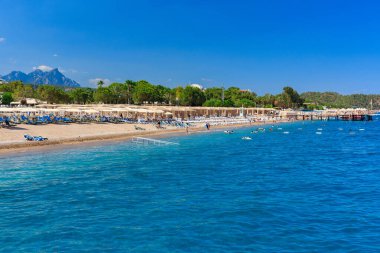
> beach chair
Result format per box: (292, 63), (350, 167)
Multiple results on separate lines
(24, 134), (34, 141)
(134, 125), (146, 130)
(43, 115), (53, 124)
(1, 117), (16, 128)
(20, 115), (28, 123)
(11, 116), (21, 124)
(24, 134), (48, 142)
(63, 117), (72, 123)
(35, 116), (44, 124)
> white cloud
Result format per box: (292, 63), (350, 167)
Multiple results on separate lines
(201, 77), (213, 82)
(53, 54), (58, 57)
(33, 65), (54, 72)
(59, 68), (78, 74)
(0, 37), (5, 43)
(88, 78), (111, 87)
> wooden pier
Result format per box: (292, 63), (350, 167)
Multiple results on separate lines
(280, 109), (375, 121)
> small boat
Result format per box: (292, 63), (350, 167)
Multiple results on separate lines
(251, 130), (258, 134)
(359, 128), (365, 131)
(283, 131), (289, 134)
(315, 132), (322, 135)
(242, 136), (252, 140)
(224, 130), (234, 134)
(277, 127), (283, 130)
(317, 128), (323, 131)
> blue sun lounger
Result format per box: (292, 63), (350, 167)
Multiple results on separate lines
(24, 134), (48, 142)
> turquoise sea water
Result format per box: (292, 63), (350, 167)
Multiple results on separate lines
(0, 121), (379, 252)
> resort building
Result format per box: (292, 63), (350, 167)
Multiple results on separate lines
(10, 98), (47, 107)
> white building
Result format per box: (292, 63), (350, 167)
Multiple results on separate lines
(190, 83), (204, 90)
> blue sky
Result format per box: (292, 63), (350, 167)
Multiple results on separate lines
(1, 0), (380, 94)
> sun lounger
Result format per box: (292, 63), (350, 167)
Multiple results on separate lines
(134, 125), (146, 130)
(24, 134), (48, 142)
(1, 118), (16, 128)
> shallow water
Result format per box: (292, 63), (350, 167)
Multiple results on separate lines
(0, 121), (380, 252)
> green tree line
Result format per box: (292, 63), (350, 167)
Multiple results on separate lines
(7, 79), (378, 109)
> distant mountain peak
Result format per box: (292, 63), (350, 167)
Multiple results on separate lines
(1, 68), (80, 87)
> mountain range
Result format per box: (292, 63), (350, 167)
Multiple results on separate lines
(0, 69), (80, 87)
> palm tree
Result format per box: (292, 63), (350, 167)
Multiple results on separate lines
(97, 80), (104, 89)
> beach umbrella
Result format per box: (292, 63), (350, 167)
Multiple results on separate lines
(19, 108), (39, 113)
(111, 108), (130, 113)
(99, 109), (114, 112)
(65, 108), (82, 113)
(0, 108), (15, 113)
(84, 109), (99, 114)
(41, 109), (60, 112)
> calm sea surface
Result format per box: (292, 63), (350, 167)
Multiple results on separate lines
(0, 121), (379, 252)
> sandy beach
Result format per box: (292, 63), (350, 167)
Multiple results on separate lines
(0, 120), (285, 155)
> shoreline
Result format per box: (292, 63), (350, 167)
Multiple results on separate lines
(0, 120), (290, 156)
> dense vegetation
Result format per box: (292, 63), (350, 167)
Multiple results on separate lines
(0, 80), (304, 108)
(301, 92), (380, 109)
(0, 80), (378, 109)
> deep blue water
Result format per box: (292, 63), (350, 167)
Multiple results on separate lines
(0, 121), (380, 252)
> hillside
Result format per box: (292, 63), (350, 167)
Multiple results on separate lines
(301, 92), (380, 109)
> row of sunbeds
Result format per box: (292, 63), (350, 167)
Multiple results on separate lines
(0, 115), (192, 126)
(0, 115), (194, 132)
